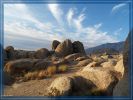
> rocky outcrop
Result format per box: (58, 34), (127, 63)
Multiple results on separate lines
(48, 76), (73, 96)
(55, 39), (73, 57)
(3, 71), (13, 85)
(77, 67), (118, 95)
(76, 56), (89, 61)
(76, 59), (92, 67)
(5, 46), (15, 60)
(65, 53), (86, 61)
(27, 51), (35, 58)
(33, 60), (51, 71)
(72, 41), (86, 54)
(4, 59), (37, 74)
(34, 48), (50, 59)
(52, 40), (60, 51)
(86, 61), (101, 67)
(101, 59), (117, 68)
(113, 30), (132, 96)
(114, 59), (124, 77)
(14, 50), (28, 59)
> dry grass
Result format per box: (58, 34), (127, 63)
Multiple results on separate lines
(57, 64), (68, 73)
(47, 65), (57, 76)
(23, 64), (68, 81)
(37, 70), (47, 79)
(24, 71), (39, 80)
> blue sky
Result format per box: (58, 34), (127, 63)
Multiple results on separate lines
(4, 3), (129, 50)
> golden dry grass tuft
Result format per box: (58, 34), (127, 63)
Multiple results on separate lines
(23, 64), (68, 81)
(57, 64), (68, 73)
(24, 71), (39, 80)
(47, 65), (57, 76)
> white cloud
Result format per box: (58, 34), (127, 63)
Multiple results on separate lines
(94, 23), (102, 29)
(4, 4), (119, 50)
(114, 28), (123, 36)
(112, 3), (126, 12)
(48, 4), (63, 24)
(66, 8), (74, 26)
(66, 8), (86, 31)
(4, 4), (66, 50)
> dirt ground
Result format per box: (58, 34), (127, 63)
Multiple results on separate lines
(3, 66), (81, 96)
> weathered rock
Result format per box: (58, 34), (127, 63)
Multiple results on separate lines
(52, 40), (60, 50)
(48, 76), (73, 96)
(3, 71), (13, 85)
(86, 61), (101, 67)
(33, 60), (51, 71)
(71, 76), (97, 96)
(5, 46), (15, 60)
(92, 56), (106, 64)
(55, 39), (73, 57)
(113, 30), (132, 96)
(14, 50), (28, 59)
(27, 51), (35, 58)
(101, 59), (117, 68)
(4, 59), (37, 74)
(101, 55), (113, 60)
(52, 58), (68, 66)
(76, 56), (89, 61)
(77, 67), (118, 95)
(49, 50), (55, 56)
(34, 48), (50, 59)
(76, 59), (92, 67)
(113, 59), (124, 77)
(72, 41), (86, 54)
(65, 53), (85, 61)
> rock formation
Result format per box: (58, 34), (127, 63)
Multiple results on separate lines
(52, 40), (60, 50)
(34, 48), (50, 59)
(5, 46), (15, 60)
(55, 39), (73, 57)
(72, 41), (86, 54)
(113, 30), (132, 96)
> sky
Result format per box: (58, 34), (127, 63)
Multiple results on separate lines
(4, 3), (129, 50)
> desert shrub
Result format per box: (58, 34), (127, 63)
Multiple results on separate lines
(37, 70), (47, 79)
(47, 65), (57, 76)
(24, 71), (39, 80)
(57, 64), (68, 73)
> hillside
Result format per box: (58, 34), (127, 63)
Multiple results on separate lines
(86, 41), (124, 54)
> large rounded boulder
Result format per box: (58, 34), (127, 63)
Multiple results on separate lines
(52, 40), (60, 50)
(55, 39), (73, 57)
(4, 59), (37, 74)
(48, 76), (73, 96)
(34, 48), (50, 59)
(5, 46), (15, 60)
(77, 67), (118, 95)
(72, 41), (86, 54)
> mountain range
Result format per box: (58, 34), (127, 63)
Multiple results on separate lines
(86, 41), (124, 54)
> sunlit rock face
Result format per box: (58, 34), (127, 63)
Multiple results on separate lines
(113, 30), (132, 96)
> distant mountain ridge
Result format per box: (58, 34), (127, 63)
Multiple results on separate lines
(86, 41), (124, 54)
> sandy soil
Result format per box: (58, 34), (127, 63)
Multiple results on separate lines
(4, 66), (81, 96)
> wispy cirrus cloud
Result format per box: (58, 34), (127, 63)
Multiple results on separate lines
(4, 4), (119, 50)
(48, 4), (64, 25)
(66, 8), (85, 31)
(111, 3), (127, 13)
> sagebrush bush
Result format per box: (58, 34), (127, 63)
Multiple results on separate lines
(47, 65), (57, 76)
(24, 71), (39, 80)
(37, 70), (47, 79)
(58, 64), (68, 73)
